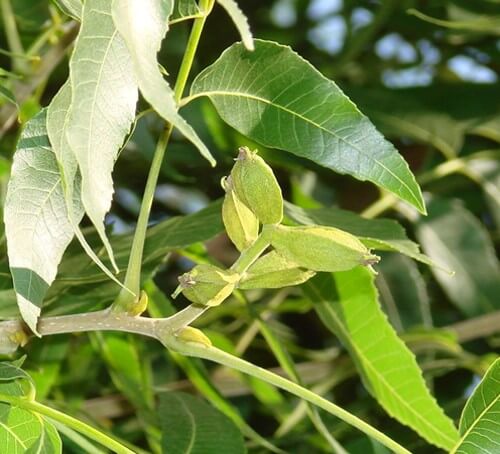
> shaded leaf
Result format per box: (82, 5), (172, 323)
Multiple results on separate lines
(304, 268), (459, 450)
(416, 198), (500, 317)
(171, 0), (200, 20)
(4, 110), (77, 333)
(66, 0), (138, 269)
(112, 0), (214, 166)
(216, 0), (254, 50)
(0, 85), (18, 111)
(376, 253), (432, 332)
(159, 391), (245, 454)
(451, 358), (500, 453)
(191, 40), (425, 213)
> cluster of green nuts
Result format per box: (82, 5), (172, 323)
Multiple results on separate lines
(172, 147), (379, 308)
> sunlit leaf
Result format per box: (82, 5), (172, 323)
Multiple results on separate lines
(52, 0), (82, 20)
(159, 392), (245, 454)
(0, 405), (45, 452)
(4, 110), (78, 333)
(451, 358), (500, 453)
(190, 40), (425, 213)
(216, 0), (254, 50)
(112, 0), (214, 166)
(416, 197), (500, 316)
(304, 268), (459, 450)
(66, 0), (138, 270)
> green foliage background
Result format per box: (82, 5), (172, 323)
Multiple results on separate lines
(0, 0), (499, 453)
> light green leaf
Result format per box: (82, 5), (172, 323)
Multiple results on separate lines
(451, 358), (500, 453)
(4, 110), (78, 333)
(47, 82), (127, 289)
(216, 0), (254, 50)
(0, 404), (44, 452)
(190, 40), (425, 213)
(66, 0), (138, 270)
(52, 0), (82, 20)
(25, 421), (62, 454)
(304, 268), (459, 450)
(112, 0), (215, 166)
(416, 197), (500, 317)
(159, 392), (245, 454)
(284, 202), (438, 268)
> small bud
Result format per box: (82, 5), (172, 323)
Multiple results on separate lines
(177, 264), (239, 307)
(222, 177), (259, 251)
(176, 327), (212, 348)
(271, 225), (379, 272)
(239, 251), (315, 289)
(129, 290), (148, 316)
(231, 147), (283, 224)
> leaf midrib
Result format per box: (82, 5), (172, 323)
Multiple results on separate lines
(190, 89), (421, 208)
(307, 282), (457, 448)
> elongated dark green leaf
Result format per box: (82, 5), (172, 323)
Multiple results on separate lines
(216, 0), (254, 50)
(190, 40), (425, 213)
(52, 0), (82, 20)
(0, 361), (32, 384)
(376, 253), (432, 332)
(4, 110), (78, 333)
(304, 268), (459, 450)
(66, 0), (138, 269)
(159, 392), (245, 454)
(451, 358), (500, 453)
(0, 85), (18, 110)
(112, 0), (214, 166)
(284, 202), (437, 268)
(416, 198), (500, 317)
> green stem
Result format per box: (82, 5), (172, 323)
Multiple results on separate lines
(230, 227), (272, 273)
(0, 0), (27, 73)
(0, 394), (134, 454)
(167, 339), (411, 454)
(114, 0), (215, 311)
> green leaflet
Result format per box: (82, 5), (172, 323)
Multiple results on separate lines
(66, 0), (138, 270)
(451, 358), (500, 453)
(4, 110), (81, 334)
(416, 198), (500, 317)
(190, 40), (425, 214)
(47, 82), (128, 290)
(171, 0), (200, 20)
(159, 392), (245, 454)
(0, 84), (18, 110)
(304, 268), (459, 450)
(112, 0), (215, 166)
(216, 0), (254, 50)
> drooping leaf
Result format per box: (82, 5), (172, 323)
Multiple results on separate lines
(4, 110), (78, 333)
(52, 0), (82, 20)
(284, 202), (438, 268)
(190, 40), (425, 213)
(216, 0), (254, 50)
(112, 0), (215, 166)
(159, 392), (245, 454)
(304, 269), (459, 450)
(47, 81), (125, 288)
(416, 197), (500, 317)
(376, 252), (432, 332)
(451, 358), (500, 453)
(66, 0), (138, 270)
